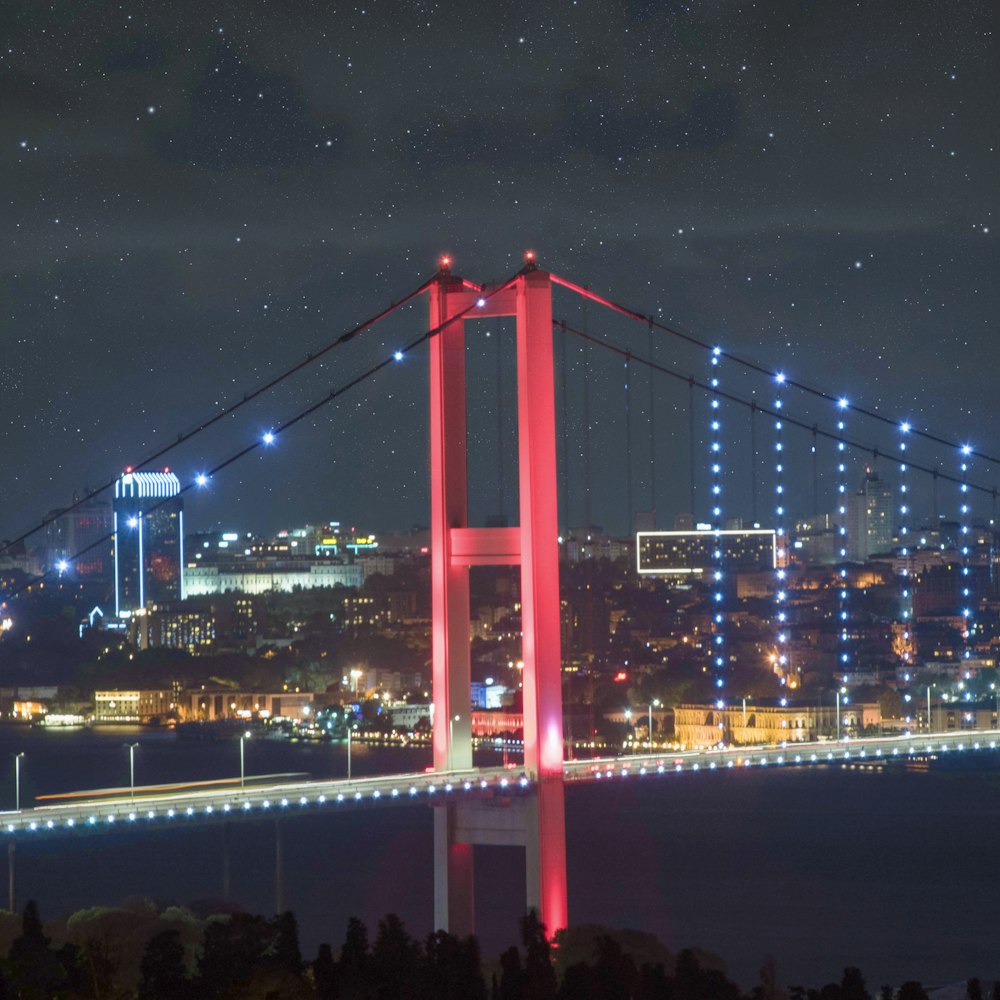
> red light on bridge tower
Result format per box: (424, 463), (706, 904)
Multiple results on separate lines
(429, 258), (567, 938)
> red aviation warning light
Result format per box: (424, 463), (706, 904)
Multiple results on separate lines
(439, 254), (453, 272)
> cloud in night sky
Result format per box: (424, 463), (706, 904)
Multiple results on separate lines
(159, 42), (337, 170)
(0, 0), (996, 541)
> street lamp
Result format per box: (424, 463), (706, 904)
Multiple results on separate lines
(240, 732), (250, 789)
(835, 688), (848, 740)
(647, 700), (661, 745)
(126, 743), (139, 802)
(13, 753), (24, 813)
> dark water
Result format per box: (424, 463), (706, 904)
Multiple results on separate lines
(3, 725), (999, 989)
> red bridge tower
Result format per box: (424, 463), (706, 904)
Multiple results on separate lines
(429, 256), (568, 937)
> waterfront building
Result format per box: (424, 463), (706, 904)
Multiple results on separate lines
(184, 560), (363, 596)
(674, 699), (881, 748)
(93, 688), (314, 723)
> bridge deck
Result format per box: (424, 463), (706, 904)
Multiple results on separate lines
(2, 730), (997, 839)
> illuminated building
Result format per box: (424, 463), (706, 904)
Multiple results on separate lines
(93, 689), (175, 724)
(113, 469), (184, 617)
(865, 469), (895, 555)
(184, 561), (362, 596)
(636, 529), (776, 576)
(181, 689), (313, 722)
(674, 699), (881, 748)
(130, 605), (216, 655)
(42, 497), (112, 579)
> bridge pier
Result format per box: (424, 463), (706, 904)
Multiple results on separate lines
(7, 841), (13, 914)
(429, 260), (568, 936)
(433, 806), (474, 936)
(434, 779), (567, 932)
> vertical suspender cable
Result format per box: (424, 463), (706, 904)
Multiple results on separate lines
(496, 319), (506, 522)
(709, 348), (726, 692)
(773, 375), (790, 685)
(959, 447), (974, 661)
(812, 426), (820, 518)
(582, 332), (592, 529)
(625, 352), (633, 537)
(836, 399), (851, 674)
(688, 378), (696, 519)
(898, 422), (912, 665)
(647, 321), (656, 523)
(559, 319), (569, 532)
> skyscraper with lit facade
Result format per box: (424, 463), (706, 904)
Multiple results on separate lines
(863, 466), (894, 555)
(113, 469), (184, 617)
(42, 496), (112, 579)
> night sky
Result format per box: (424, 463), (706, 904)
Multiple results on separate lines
(3, 1), (996, 543)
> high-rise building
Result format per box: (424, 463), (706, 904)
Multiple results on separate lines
(42, 496), (112, 579)
(845, 468), (894, 562)
(863, 467), (894, 555)
(113, 469), (184, 617)
(846, 491), (868, 562)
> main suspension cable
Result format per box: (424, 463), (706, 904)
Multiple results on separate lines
(556, 319), (1000, 499)
(4, 269), (524, 601)
(550, 273), (1000, 468)
(0, 273), (438, 558)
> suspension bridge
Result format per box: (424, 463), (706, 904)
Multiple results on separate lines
(2, 253), (998, 936)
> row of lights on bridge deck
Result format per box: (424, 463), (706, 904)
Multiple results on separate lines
(12, 741), (1000, 835)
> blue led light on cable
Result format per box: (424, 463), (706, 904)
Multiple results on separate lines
(836, 398), (850, 671)
(773, 375), (790, 684)
(898, 422), (913, 667)
(959, 447), (973, 659)
(709, 347), (725, 691)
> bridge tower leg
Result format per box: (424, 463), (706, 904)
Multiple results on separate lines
(430, 260), (567, 937)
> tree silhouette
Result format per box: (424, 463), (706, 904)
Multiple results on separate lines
(271, 911), (303, 976)
(6, 901), (76, 1000)
(520, 911), (557, 1000)
(371, 914), (420, 1000)
(313, 943), (336, 1000)
(422, 929), (487, 1000)
(138, 928), (188, 1000)
(338, 916), (372, 1000)
(498, 945), (524, 1000)
(841, 967), (871, 1000)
